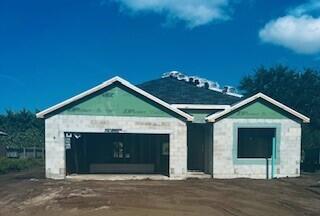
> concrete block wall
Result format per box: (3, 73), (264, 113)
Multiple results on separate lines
(213, 118), (301, 179)
(45, 115), (187, 179)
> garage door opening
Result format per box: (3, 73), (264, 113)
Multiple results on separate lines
(66, 133), (169, 176)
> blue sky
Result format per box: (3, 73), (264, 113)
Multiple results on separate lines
(1, 0), (320, 112)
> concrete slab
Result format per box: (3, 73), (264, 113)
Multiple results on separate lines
(186, 171), (212, 179)
(66, 172), (213, 181)
(66, 174), (170, 181)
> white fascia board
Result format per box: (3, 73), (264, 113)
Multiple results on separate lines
(36, 76), (120, 119)
(206, 92), (310, 123)
(119, 78), (194, 121)
(171, 104), (230, 110)
(0, 131), (8, 136)
(36, 76), (194, 121)
(225, 92), (243, 98)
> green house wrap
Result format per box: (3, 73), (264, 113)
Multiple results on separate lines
(61, 85), (173, 118)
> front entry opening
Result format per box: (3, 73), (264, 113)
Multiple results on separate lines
(66, 133), (169, 176)
(187, 123), (213, 173)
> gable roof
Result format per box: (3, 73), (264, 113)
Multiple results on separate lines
(206, 93), (310, 123)
(36, 76), (194, 121)
(138, 77), (242, 105)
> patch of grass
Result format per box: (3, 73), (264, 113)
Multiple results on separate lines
(0, 157), (43, 174)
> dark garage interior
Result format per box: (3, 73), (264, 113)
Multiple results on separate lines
(66, 133), (169, 176)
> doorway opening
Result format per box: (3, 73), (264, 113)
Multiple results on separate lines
(187, 123), (213, 174)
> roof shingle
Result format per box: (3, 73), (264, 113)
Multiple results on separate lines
(138, 77), (242, 105)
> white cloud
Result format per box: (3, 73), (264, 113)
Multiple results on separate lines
(112, 0), (231, 28)
(259, 15), (320, 54)
(259, 0), (320, 55)
(289, 0), (320, 16)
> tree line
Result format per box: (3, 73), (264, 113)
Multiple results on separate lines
(0, 109), (44, 148)
(239, 65), (320, 150)
(0, 65), (319, 151)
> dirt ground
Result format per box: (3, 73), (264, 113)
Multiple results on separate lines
(0, 168), (319, 216)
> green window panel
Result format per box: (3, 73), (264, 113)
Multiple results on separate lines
(60, 85), (173, 118)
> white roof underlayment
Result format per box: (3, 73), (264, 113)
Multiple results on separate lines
(36, 76), (194, 121)
(206, 92), (310, 123)
(162, 71), (243, 98)
(0, 131), (7, 136)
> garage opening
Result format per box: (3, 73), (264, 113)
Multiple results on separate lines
(237, 128), (275, 158)
(66, 133), (169, 176)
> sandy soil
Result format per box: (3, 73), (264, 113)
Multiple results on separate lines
(0, 168), (319, 216)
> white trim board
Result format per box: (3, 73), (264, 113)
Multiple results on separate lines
(172, 104), (230, 110)
(36, 76), (194, 121)
(0, 131), (7, 136)
(206, 92), (310, 123)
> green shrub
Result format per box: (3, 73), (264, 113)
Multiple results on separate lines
(0, 157), (43, 174)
